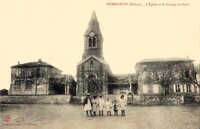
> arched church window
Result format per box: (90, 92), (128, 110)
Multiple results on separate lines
(93, 38), (96, 47)
(90, 61), (94, 69)
(89, 38), (92, 47)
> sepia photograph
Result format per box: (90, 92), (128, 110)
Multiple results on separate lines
(0, 0), (200, 129)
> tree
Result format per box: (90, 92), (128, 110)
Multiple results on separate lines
(144, 61), (196, 94)
(194, 64), (200, 88)
(145, 62), (180, 95)
(31, 67), (46, 95)
(146, 62), (192, 94)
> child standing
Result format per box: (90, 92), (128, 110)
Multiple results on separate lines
(113, 99), (119, 116)
(91, 96), (98, 116)
(98, 95), (105, 116)
(119, 95), (126, 116)
(83, 93), (93, 117)
(105, 98), (112, 116)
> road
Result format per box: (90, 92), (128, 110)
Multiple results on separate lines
(1, 104), (200, 129)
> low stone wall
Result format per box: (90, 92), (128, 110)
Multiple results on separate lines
(0, 95), (71, 104)
(195, 95), (200, 102)
(1, 95), (199, 105)
(130, 95), (184, 106)
(71, 95), (185, 105)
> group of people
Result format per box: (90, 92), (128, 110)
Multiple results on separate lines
(83, 93), (127, 117)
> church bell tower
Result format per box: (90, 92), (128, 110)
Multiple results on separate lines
(76, 11), (112, 96)
(82, 11), (104, 60)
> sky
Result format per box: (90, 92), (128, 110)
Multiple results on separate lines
(0, 0), (200, 90)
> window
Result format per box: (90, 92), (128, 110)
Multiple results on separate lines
(27, 69), (32, 77)
(89, 38), (92, 47)
(93, 38), (96, 47)
(186, 84), (191, 92)
(14, 81), (21, 89)
(142, 65), (147, 71)
(88, 38), (97, 48)
(25, 81), (32, 90)
(153, 84), (159, 93)
(16, 69), (21, 77)
(143, 85), (148, 93)
(185, 71), (189, 78)
(175, 85), (180, 92)
(90, 61), (94, 70)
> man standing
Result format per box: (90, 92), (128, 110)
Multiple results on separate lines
(83, 93), (93, 117)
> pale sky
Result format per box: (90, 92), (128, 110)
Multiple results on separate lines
(0, 0), (200, 90)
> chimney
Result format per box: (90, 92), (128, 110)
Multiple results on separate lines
(18, 61), (20, 65)
(38, 59), (42, 62)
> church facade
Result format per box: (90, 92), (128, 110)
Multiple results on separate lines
(76, 11), (136, 96)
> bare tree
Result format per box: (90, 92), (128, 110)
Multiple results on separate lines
(145, 62), (179, 95)
(128, 74), (138, 83)
(31, 67), (46, 95)
(194, 64), (200, 88)
(144, 61), (196, 94)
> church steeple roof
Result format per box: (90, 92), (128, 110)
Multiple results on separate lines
(85, 11), (103, 37)
(90, 10), (98, 22)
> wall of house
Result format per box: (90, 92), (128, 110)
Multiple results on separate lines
(136, 61), (196, 95)
(138, 84), (164, 95)
(138, 83), (198, 95)
(10, 84), (49, 95)
(171, 84), (197, 93)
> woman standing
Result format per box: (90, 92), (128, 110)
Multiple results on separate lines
(83, 93), (93, 117)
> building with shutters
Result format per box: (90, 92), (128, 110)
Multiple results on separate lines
(135, 58), (199, 95)
(9, 59), (76, 95)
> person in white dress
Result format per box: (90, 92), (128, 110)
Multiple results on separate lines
(119, 95), (126, 116)
(98, 95), (105, 116)
(91, 95), (98, 116)
(83, 93), (93, 117)
(105, 98), (112, 116)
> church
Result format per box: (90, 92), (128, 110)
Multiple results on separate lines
(76, 11), (137, 96)
(76, 11), (199, 97)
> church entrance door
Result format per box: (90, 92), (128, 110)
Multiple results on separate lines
(88, 75), (98, 95)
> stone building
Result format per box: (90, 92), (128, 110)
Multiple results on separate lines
(9, 59), (75, 95)
(135, 58), (198, 95)
(76, 11), (112, 96)
(76, 11), (137, 96)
